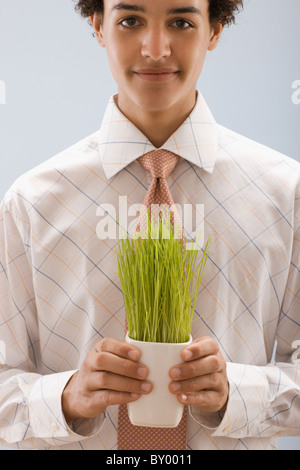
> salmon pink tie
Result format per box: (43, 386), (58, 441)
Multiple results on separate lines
(135, 150), (184, 239)
(117, 150), (187, 450)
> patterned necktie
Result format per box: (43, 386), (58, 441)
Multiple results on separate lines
(117, 150), (187, 450)
(135, 149), (183, 239)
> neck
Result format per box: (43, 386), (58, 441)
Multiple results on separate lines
(115, 91), (197, 149)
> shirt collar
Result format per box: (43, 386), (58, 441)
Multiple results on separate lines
(98, 90), (219, 180)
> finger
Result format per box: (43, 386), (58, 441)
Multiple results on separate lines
(170, 354), (222, 381)
(169, 372), (222, 395)
(97, 390), (142, 408)
(181, 337), (219, 362)
(85, 390), (142, 418)
(175, 390), (225, 413)
(94, 337), (141, 362)
(92, 350), (149, 380)
(87, 371), (153, 395)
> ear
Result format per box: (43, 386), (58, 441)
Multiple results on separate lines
(90, 13), (106, 48)
(208, 22), (223, 51)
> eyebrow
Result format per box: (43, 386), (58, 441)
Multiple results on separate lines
(167, 7), (201, 15)
(112, 3), (145, 12)
(112, 3), (201, 15)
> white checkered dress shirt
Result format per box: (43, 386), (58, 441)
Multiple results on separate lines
(0, 92), (300, 450)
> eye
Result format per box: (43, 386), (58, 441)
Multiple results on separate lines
(119, 17), (141, 28)
(172, 19), (193, 29)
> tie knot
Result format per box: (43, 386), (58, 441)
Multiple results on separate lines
(137, 150), (180, 179)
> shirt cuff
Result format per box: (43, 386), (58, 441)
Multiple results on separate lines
(189, 362), (270, 438)
(29, 370), (106, 445)
(189, 406), (225, 430)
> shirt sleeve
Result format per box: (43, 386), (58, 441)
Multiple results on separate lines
(190, 186), (300, 439)
(0, 194), (105, 449)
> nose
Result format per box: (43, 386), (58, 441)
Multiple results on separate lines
(141, 25), (171, 60)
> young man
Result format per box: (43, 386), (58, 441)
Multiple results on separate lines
(0, 0), (299, 451)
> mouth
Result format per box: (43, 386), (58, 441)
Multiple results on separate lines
(133, 69), (180, 82)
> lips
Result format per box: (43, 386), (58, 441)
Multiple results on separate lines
(133, 69), (179, 81)
(135, 68), (179, 74)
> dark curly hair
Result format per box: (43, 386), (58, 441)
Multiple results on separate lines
(74, 0), (244, 27)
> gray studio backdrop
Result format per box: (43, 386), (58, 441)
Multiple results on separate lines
(0, 0), (300, 450)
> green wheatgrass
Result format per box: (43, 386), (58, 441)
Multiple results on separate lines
(117, 210), (211, 343)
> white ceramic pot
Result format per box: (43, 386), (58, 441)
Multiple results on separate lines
(126, 333), (192, 428)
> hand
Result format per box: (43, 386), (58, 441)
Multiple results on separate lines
(168, 336), (228, 414)
(62, 337), (152, 423)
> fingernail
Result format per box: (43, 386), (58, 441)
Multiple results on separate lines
(170, 368), (181, 379)
(137, 367), (147, 378)
(141, 382), (152, 392)
(181, 394), (188, 401)
(130, 393), (140, 399)
(128, 349), (139, 361)
(171, 382), (181, 392)
(183, 350), (193, 360)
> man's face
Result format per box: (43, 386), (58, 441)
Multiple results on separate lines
(94, 0), (222, 113)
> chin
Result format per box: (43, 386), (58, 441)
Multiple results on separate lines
(133, 89), (179, 112)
